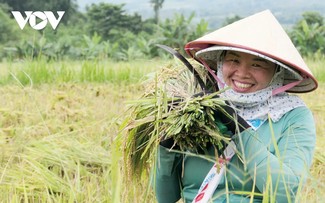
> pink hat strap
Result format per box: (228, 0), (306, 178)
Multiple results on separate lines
(271, 78), (305, 96)
(185, 46), (225, 88)
(198, 58), (225, 89)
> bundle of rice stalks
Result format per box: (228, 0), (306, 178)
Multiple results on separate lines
(123, 59), (233, 176)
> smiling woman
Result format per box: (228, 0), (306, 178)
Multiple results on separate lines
(154, 10), (318, 203)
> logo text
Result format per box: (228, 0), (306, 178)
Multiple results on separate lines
(11, 11), (65, 30)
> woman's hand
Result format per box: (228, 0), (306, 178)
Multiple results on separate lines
(214, 103), (251, 134)
(194, 91), (250, 135)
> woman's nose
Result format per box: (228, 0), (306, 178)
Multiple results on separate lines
(235, 63), (250, 77)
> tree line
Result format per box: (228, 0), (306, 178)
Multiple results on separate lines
(0, 0), (324, 61)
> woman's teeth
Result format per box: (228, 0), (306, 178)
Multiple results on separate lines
(234, 81), (252, 89)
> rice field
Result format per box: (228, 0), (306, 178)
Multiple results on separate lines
(0, 58), (324, 202)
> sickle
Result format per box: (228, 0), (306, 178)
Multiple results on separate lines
(156, 44), (206, 91)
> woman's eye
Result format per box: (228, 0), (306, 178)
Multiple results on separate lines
(252, 63), (261, 67)
(225, 58), (239, 63)
(252, 63), (270, 70)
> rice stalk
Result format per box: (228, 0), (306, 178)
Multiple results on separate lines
(122, 59), (233, 177)
(0, 132), (110, 200)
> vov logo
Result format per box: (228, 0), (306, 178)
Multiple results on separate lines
(11, 11), (65, 30)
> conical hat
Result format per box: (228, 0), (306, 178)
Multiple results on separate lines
(185, 10), (318, 93)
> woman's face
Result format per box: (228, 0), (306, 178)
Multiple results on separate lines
(222, 51), (276, 93)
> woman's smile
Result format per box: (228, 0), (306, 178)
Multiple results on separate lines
(222, 51), (276, 93)
(232, 80), (254, 92)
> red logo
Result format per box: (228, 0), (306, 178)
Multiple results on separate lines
(194, 183), (209, 202)
(194, 192), (204, 202)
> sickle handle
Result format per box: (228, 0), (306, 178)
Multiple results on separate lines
(156, 44), (206, 91)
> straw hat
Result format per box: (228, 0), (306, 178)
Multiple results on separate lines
(185, 10), (318, 93)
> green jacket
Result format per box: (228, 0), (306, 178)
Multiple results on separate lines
(154, 107), (316, 203)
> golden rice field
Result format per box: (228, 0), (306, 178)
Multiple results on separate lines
(0, 59), (324, 202)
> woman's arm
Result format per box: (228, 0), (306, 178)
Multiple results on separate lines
(236, 107), (316, 202)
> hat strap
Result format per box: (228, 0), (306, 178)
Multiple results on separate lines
(271, 79), (304, 96)
(198, 58), (225, 89)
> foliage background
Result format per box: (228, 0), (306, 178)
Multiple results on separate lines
(1, 0), (325, 61)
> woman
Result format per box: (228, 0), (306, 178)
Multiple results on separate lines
(154, 10), (317, 203)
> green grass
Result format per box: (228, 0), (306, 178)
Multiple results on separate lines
(0, 58), (324, 202)
(299, 84), (325, 203)
(305, 55), (325, 82)
(0, 58), (166, 85)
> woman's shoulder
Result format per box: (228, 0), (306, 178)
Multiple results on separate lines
(283, 106), (314, 121)
(278, 106), (316, 133)
(254, 106), (315, 136)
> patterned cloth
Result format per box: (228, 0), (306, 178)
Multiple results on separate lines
(216, 66), (306, 123)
